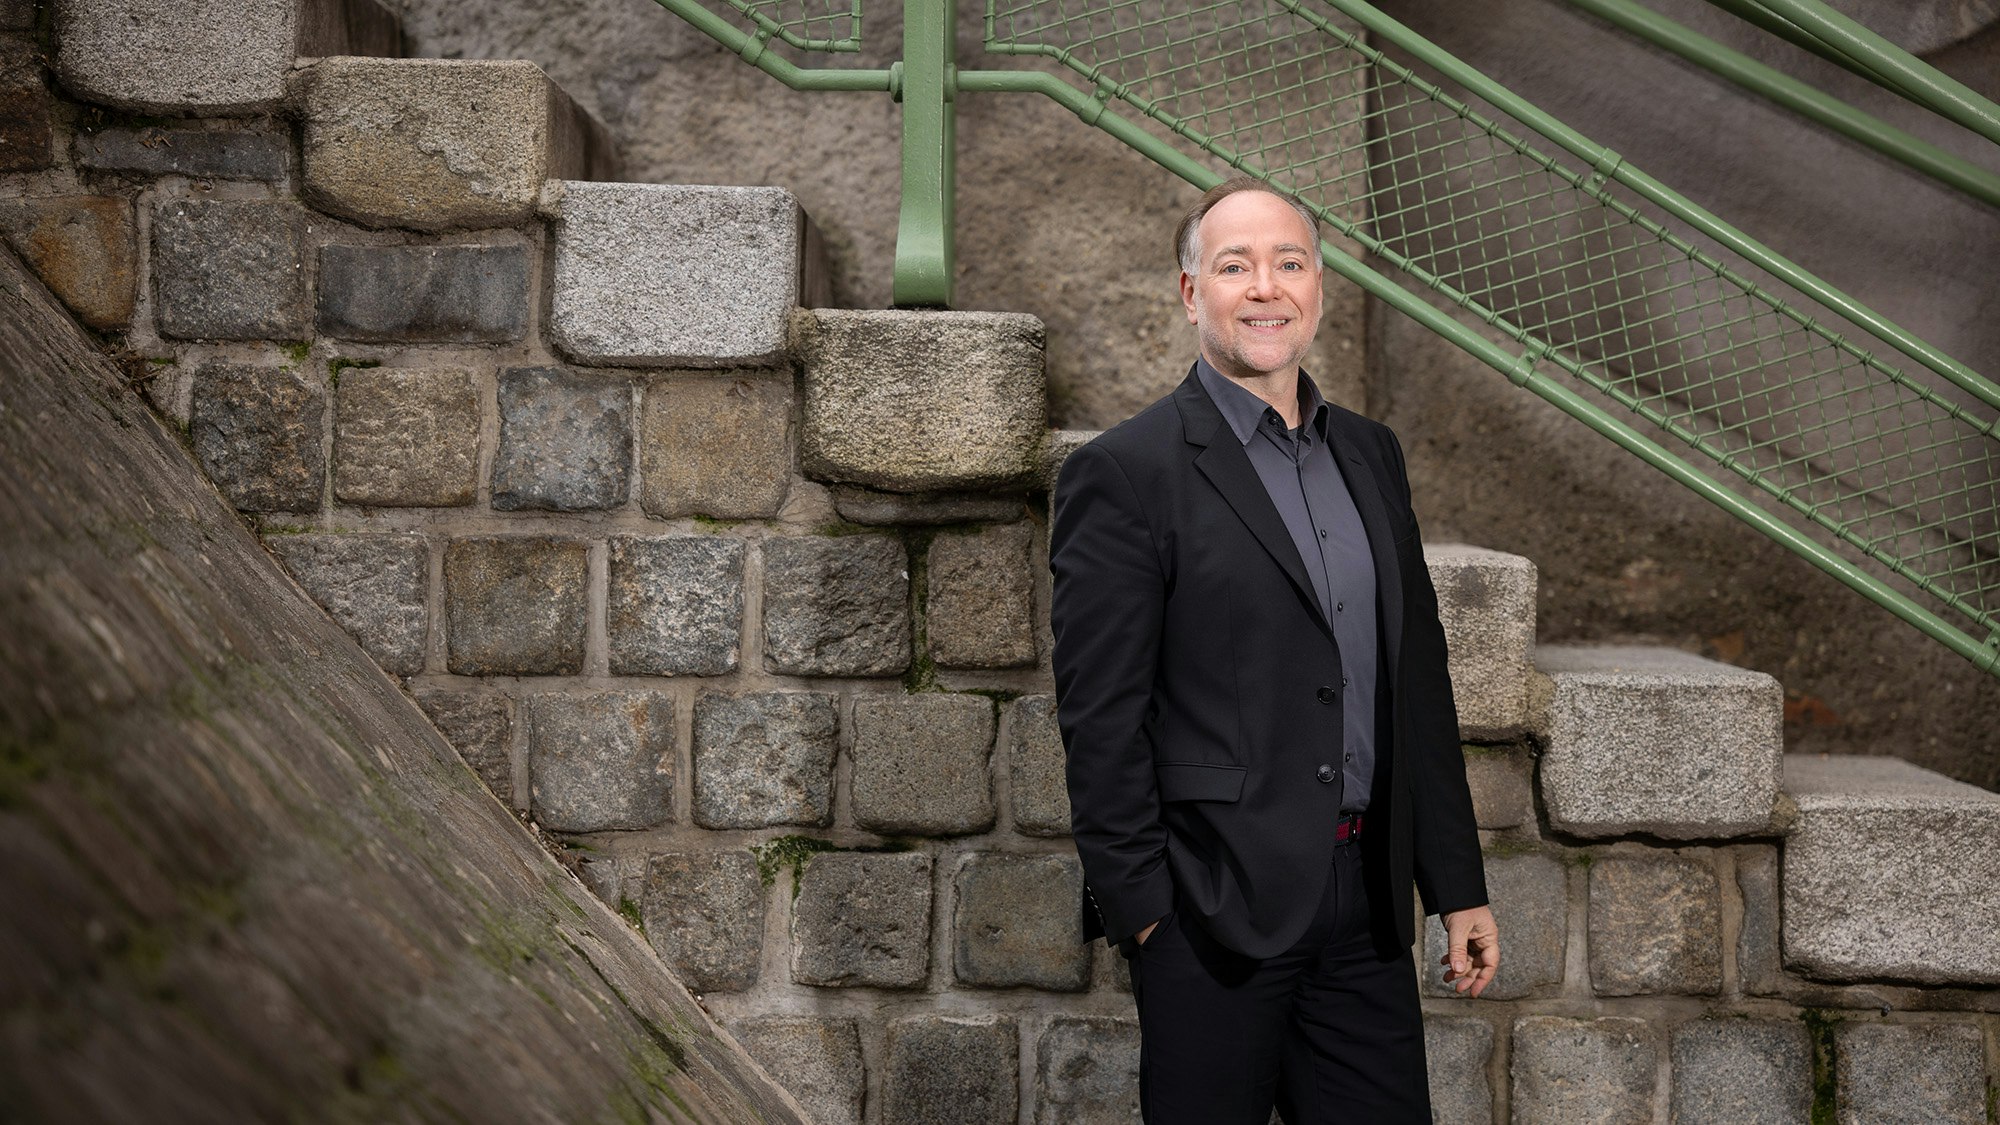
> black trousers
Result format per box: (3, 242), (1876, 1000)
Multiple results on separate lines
(1124, 841), (1431, 1124)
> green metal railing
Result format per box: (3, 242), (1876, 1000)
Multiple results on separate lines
(647, 0), (2000, 679)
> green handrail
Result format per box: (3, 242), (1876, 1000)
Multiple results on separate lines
(1748, 0), (2000, 146)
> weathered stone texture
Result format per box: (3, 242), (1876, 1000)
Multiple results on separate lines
(526, 691), (674, 832)
(1423, 1017), (1494, 1125)
(266, 533), (427, 676)
(154, 200), (311, 341)
(491, 366), (632, 512)
(412, 688), (514, 806)
(851, 694), (995, 836)
(1035, 1016), (1139, 1125)
(1510, 1017), (1655, 1125)
(638, 374), (793, 519)
(318, 243), (528, 343)
(1588, 854), (1721, 996)
(1426, 544), (1535, 738)
(1009, 695), (1069, 837)
(1669, 1020), (1812, 1125)
(1463, 746), (1532, 830)
(75, 127), (289, 180)
(883, 1016), (1019, 1125)
(728, 1017), (864, 1125)
(799, 310), (1047, 492)
(791, 851), (932, 988)
(1735, 846), (1784, 996)
(0, 195), (135, 330)
(927, 523), (1036, 669)
(637, 850), (762, 993)
(761, 535), (910, 676)
(333, 366), (479, 507)
(690, 691), (836, 829)
(189, 362), (324, 512)
(1835, 1022), (1986, 1125)
(0, 48), (51, 172)
(443, 537), (588, 675)
(53, 0), (295, 112)
(1425, 853), (1566, 1001)
(607, 535), (743, 676)
(953, 853), (1089, 991)
(833, 487), (1027, 527)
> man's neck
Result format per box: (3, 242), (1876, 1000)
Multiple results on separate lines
(1203, 354), (1302, 429)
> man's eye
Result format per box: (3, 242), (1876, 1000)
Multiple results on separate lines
(1281, 261), (1302, 270)
(1220, 264), (1244, 274)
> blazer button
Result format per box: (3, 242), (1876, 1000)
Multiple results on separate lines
(1316, 686), (1337, 704)
(1316, 764), (1335, 783)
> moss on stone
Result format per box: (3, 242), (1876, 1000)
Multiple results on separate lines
(1801, 1008), (1838, 1125)
(750, 834), (840, 888)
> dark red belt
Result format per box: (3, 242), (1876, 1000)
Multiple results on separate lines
(1334, 813), (1365, 844)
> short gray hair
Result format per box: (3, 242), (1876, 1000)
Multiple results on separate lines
(1174, 176), (1321, 274)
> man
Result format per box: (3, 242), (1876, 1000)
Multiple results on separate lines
(1049, 177), (1500, 1123)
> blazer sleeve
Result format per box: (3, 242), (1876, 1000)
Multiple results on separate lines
(1048, 441), (1177, 945)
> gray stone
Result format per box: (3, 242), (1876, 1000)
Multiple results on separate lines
(1424, 853), (1565, 1001)
(526, 691), (674, 833)
(1536, 645), (1783, 839)
(883, 1015), (1019, 1125)
(1783, 754), (2000, 984)
(411, 688), (514, 807)
(443, 537), (588, 676)
(0, 195), (135, 331)
(727, 1017), (864, 1125)
(832, 487), (1029, 526)
(333, 366), (479, 507)
(927, 524), (1036, 669)
(53, 0), (296, 112)
(761, 535), (910, 677)
(75, 127), (288, 180)
(637, 850), (762, 993)
(318, 243), (528, 344)
(1035, 1016), (1140, 1125)
(953, 853), (1089, 990)
(1669, 1019), (1811, 1125)
(637, 374), (792, 520)
(690, 690), (836, 829)
(790, 851), (932, 988)
(189, 362), (324, 513)
(1423, 1017), (1494, 1125)
(1510, 1017), (1656, 1125)
(1009, 695), (1070, 837)
(265, 533), (427, 676)
(1589, 854), (1721, 996)
(491, 366), (632, 512)
(607, 535), (744, 676)
(1836, 1022), (1986, 1125)
(0, 47), (50, 173)
(1426, 545), (1535, 738)
(0, 0), (28, 30)
(1463, 746), (1532, 830)
(799, 309), (1048, 493)
(1042, 429), (1098, 494)
(851, 694), (995, 837)
(548, 182), (802, 367)
(153, 200), (311, 341)
(1735, 846), (1784, 996)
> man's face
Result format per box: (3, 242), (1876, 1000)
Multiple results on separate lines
(1179, 190), (1324, 382)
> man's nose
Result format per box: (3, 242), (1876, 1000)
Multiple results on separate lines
(1246, 262), (1281, 299)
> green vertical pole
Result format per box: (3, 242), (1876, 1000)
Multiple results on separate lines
(892, 0), (956, 307)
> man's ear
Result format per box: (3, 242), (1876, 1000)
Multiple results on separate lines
(1180, 271), (1198, 325)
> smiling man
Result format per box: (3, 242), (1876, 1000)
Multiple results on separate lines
(1049, 177), (1500, 1123)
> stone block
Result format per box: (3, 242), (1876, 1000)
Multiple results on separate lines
(1034, 1016), (1139, 1125)
(153, 200), (311, 341)
(443, 537), (587, 676)
(265, 533), (427, 676)
(1836, 1022), (1986, 1125)
(883, 1015), (1019, 1125)
(1424, 853), (1565, 1001)
(1423, 1017), (1494, 1125)
(1425, 545), (1535, 738)
(1735, 846), (1784, 996)
(1510, 1017), (1655, 1125)
(607, 536), (744, 676)
(761, 535), (910, 677)
(690, 690), (836, 829)
(75, 127), (289, 180)
(0, 47), (51, 172)
(727, 1017), (864, 1125)
(1462, 746), (1532, 830)
(491, 366), (632, 512)
(0, 195), (135, 330)
(411, 688), (514, 807)
(1782, 754), (2000, 984)
(1009, 695), (1069, 837)
(637, 374), (792, 520)
(637, 850), (762, 993)
(790, 851), (932, 988)
(332, 366), (479, 507)
(832, 487), (1028, 527)
(927, 524), (1036, 669)
(318, 243), (528, 344)
(525, 691), (673, 832)
(297, 57), (614, 231)
(1536, 645), (1783, 838)
(799, 309), (1048, 492)
(189, 362), (324, 512)
(548, 182), (803, 367)
(1669, 1019), (1811, 1125)
(851, 694), (995, 837)
(953, 853), (1089, 991)
(1588, 854), (1721, 996)
(1041, 429), (1098, 494)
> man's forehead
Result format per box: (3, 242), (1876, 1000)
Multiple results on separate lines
(1198, 192), (1315, 255)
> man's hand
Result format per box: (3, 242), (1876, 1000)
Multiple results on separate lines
(1135, 917), (1164, 946)
(1439, 905), (1499, 996)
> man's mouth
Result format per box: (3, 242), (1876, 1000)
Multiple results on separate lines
(1243, 318), (1289, 328)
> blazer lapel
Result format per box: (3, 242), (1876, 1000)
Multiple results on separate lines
(1327, 414), (1405, 682)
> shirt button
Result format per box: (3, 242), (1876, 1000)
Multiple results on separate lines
(1343, 675), (1350, 687)
(1319, 529), (1328, 538)
(1336, 601), (1345, 612)
(1316, 686), (1337, 704)
(1345, 753), (1354, 762)
(1316, 765), (1335, 783)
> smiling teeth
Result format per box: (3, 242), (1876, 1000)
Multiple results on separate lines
(1246, 319), (1286, 326)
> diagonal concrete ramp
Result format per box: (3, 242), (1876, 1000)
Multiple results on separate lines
(0, 245), (805, 1123)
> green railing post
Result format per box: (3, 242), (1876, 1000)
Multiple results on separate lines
(892, 0), (956, 307)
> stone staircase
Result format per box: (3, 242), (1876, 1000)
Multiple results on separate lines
(9, 1), (1998, 1122)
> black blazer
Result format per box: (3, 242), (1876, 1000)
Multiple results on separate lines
(1049, 366), (1487, 959)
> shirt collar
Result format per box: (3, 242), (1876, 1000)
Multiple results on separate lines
(1195, 357), (1329, 447)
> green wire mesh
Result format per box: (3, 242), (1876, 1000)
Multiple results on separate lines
(711, 0), (865, 51)
(985, 0), (2000, 646)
